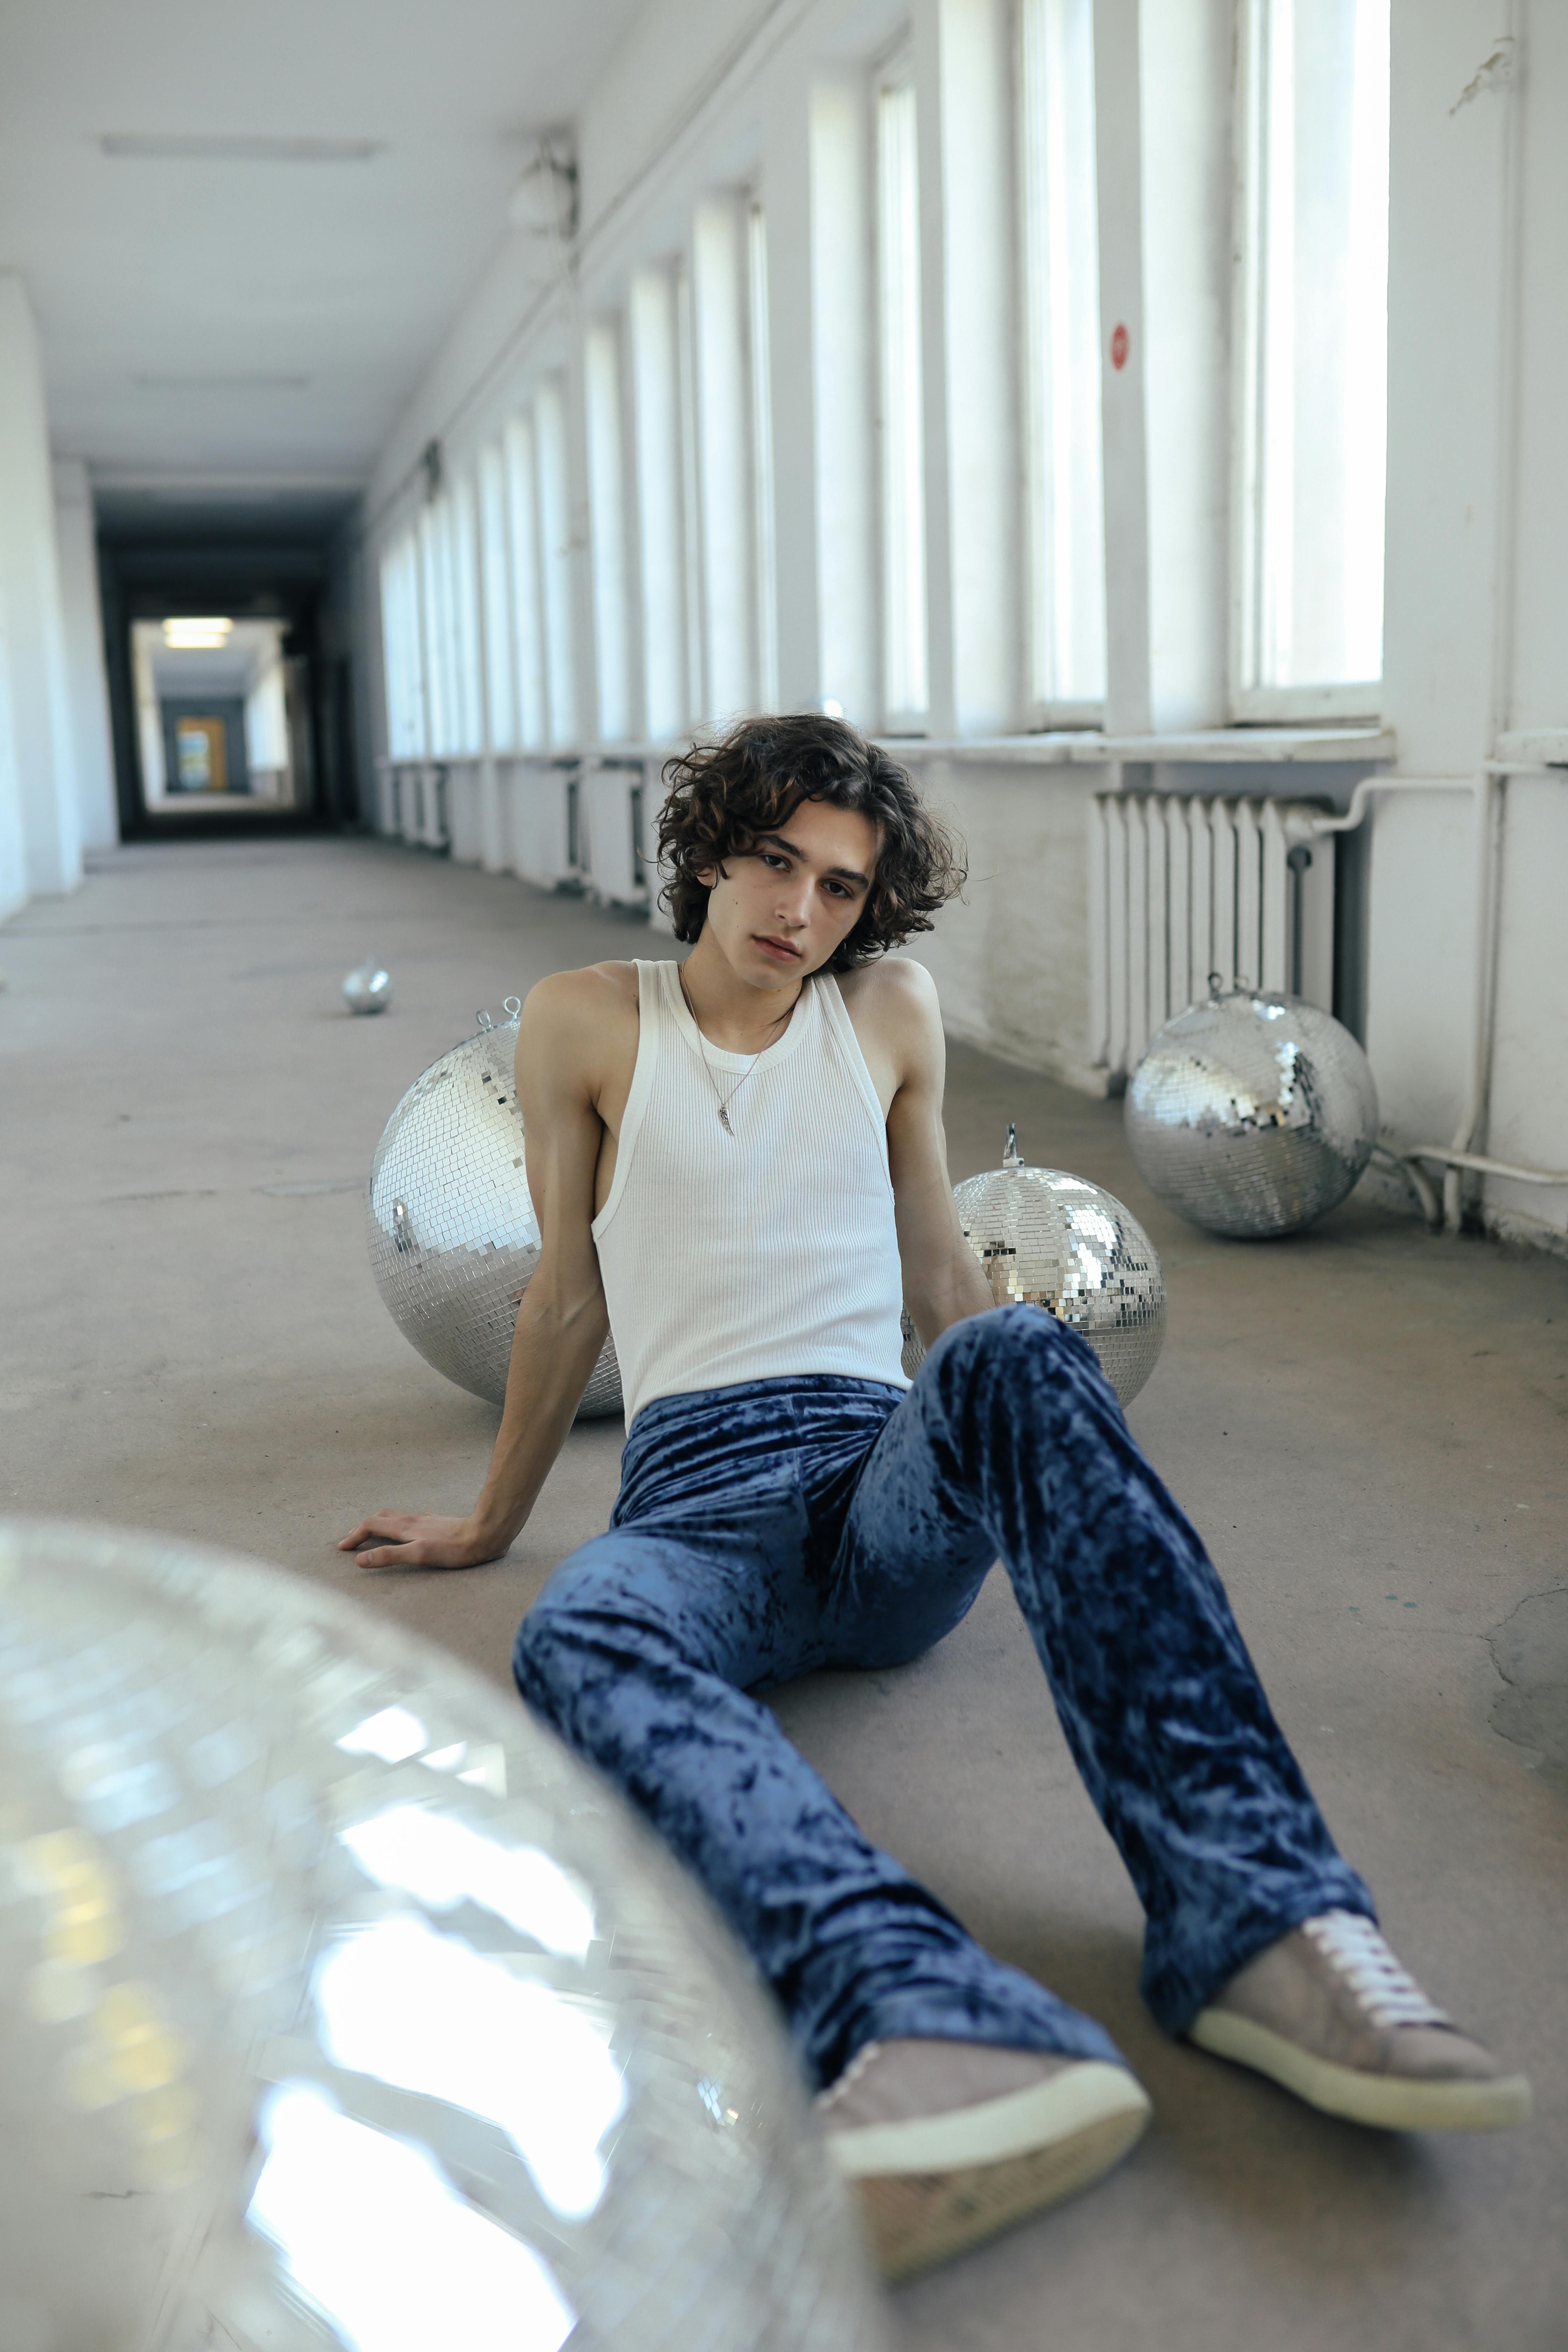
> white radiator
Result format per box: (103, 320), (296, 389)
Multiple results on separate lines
(1087, 792), (1335, 1078)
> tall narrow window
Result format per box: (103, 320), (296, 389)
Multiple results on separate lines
(675, 262), (707, 727)
(630, 266), (687, 743)
(747, 203), (779, 714)
(379, 533), (425, 758)
(534, 378), (578, 747)
(479, 444), (516, 752)
(451, 473), (483, 755)
(1234, 0), (1390, 714)
(503, 416), (547, 749)
(876, 59), (928, 728)
(1020, 0), (1106, 716)
(586, 320), (632, 743)
(691, 197), (755, 726)
(417, 504), (451, 755)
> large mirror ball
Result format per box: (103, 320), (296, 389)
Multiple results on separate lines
(0, 1521), (886, 2352)
(366, 1011), (622, 1419)
(902, 1132), (1168, 1407)
(1125, 988), (1379, 1238)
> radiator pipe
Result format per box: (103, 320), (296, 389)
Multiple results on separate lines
(1310, 767), (1567, 1233)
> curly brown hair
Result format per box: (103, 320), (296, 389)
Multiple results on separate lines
(655, 713), (965, 970)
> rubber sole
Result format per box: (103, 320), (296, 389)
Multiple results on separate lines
(1188, 2008), (1533, 2132)
(826, 2060), (1152, 2282)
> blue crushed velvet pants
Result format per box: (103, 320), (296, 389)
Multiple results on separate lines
(514, 1307), (1373, 2090)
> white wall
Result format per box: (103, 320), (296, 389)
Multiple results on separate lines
(0, 275), (82, 899)
(51, 458), (119, 850)
(358, 0), (1568, 1244)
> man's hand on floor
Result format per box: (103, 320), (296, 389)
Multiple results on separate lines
(337, 1511), (505, 1571)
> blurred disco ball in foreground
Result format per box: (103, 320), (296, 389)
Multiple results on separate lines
(367, 1006), (621, 1419)
(902, 1128), (1166, 1406)
(0, 1521), (886, 2352)
(342, 960), (393, 1015)
(1125, 987), (1378, 1238)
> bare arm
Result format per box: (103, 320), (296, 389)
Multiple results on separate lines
(340, 973), (613, 1569)
(880, 962), (994, 1344)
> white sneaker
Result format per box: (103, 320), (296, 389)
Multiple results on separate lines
(817, 2037), (1151, 2280)
(1189, 1910), (1531, 2131)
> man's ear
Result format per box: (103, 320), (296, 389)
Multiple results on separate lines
(694, 857), (728, 891)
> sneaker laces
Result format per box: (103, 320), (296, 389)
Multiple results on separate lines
(1303, 1910), (1451, 2030)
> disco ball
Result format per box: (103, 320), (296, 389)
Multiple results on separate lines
(1124, 986), (1378, 1238)
(902, 1129), (1166, 1406)
(0, 1520), (887, 2352)
(367, 1006), (621, 1419)
(343, 960), (393, 1015)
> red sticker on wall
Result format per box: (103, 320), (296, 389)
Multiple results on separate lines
(1110, 322), (1129, 371)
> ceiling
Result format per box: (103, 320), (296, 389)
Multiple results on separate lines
(0, 0), (642, 522)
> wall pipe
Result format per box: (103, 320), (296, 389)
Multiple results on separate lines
(1307, 764), (1568, 1234)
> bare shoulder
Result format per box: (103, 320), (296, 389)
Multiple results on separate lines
(518, 961), (639, 1096)
(839, 953), (941, 1031)
(524, 959), (639, 1022)
(838, 954), (943, 1100)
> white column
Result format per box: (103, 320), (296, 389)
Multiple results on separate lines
(51, 461), (119, 848)
(1091, 0), (1154, 735)
(1091, 0), (1230, 735)
(1381, 0), (1515, 772)
(0, 275), (82, 895)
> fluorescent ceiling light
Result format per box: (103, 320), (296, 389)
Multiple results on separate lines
(164, 617), (234, 648)
(102, 134), (383, 163)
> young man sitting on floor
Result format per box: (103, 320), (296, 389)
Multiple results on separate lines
(342, 713), (1528, 2280)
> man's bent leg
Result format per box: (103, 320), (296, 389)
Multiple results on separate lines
(836, 1307), (1374, 2037)
(514, 1529), (1124, 2092)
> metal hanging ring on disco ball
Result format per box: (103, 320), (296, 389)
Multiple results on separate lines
(1124, 984), (1379, 1238)
(0, 1519), (884, 2352)
(343, 959), (393, 1015)
(902, 1125), (1167, 1406)
(367, 1004), (622, 1418)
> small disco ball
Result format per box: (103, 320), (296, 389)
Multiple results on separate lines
(343, 960), (393, 1015)
(0, 1520), (886, 2352)
(367, 1006), (621, 1419)
(902, 1128), (1166, 1406)
(1124, 986), (1378, 1238)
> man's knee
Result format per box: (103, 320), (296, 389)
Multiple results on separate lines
(935, 1302), (1104, 1389)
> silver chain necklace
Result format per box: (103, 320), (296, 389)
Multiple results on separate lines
(677, 965), (794, 1136)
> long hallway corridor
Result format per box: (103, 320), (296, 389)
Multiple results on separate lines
(2, 835), (1563, 2349)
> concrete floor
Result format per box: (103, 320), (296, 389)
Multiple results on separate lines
(3, 834), (1564, 2352)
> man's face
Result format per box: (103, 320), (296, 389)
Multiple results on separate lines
(699, 797), (880, 988)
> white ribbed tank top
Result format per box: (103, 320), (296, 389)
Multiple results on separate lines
(591, 959), (910, 1426)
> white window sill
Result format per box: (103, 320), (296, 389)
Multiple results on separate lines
(385, 727), (1398, 771)
(1494, 730), (1568, 771)
(875, 725), (1395, 766)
